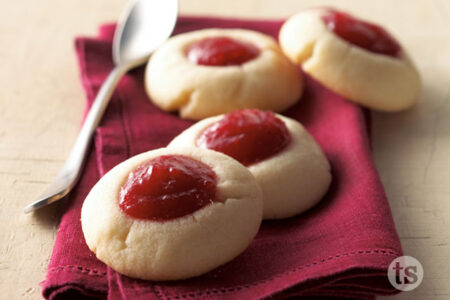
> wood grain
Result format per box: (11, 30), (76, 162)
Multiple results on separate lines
(0, 0), (448, 299)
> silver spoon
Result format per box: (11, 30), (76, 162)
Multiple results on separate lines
(24, 0), (178, 213)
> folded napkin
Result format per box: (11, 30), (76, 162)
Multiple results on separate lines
(42, 16), (403, 300)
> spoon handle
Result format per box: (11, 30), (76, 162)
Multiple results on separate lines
(24, 65), (128, 213)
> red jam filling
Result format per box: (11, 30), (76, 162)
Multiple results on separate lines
(187, 36), (260, 66)
(119, 155), (217, 221)
(196, 109), (291, 166)
(322, 9), (401, 57)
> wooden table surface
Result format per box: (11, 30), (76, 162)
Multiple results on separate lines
(1, 0), (449, 299)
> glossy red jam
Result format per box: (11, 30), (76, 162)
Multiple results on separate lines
(187, 36), (260, 66)
(119, 155), (217, 221)
(322, 9), (401, 57)
(197, 109), (291, 166)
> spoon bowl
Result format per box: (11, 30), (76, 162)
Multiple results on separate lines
(114, 0), (178, 67)
(24, 0), (178, 213)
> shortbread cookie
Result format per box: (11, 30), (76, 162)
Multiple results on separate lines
(145, 28), (303, 120)
(279, 8), (421, 111)
(168, 109), (332, 219)
(81, 147), (263, 280)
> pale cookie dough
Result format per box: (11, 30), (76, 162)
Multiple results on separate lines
(145, 28), (303, 120)
(279, 8), (421, 111)
(168, 113), (332, 219)
(81, 147), (263, 281)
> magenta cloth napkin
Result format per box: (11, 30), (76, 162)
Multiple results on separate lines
(42, 16), (403, 300)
